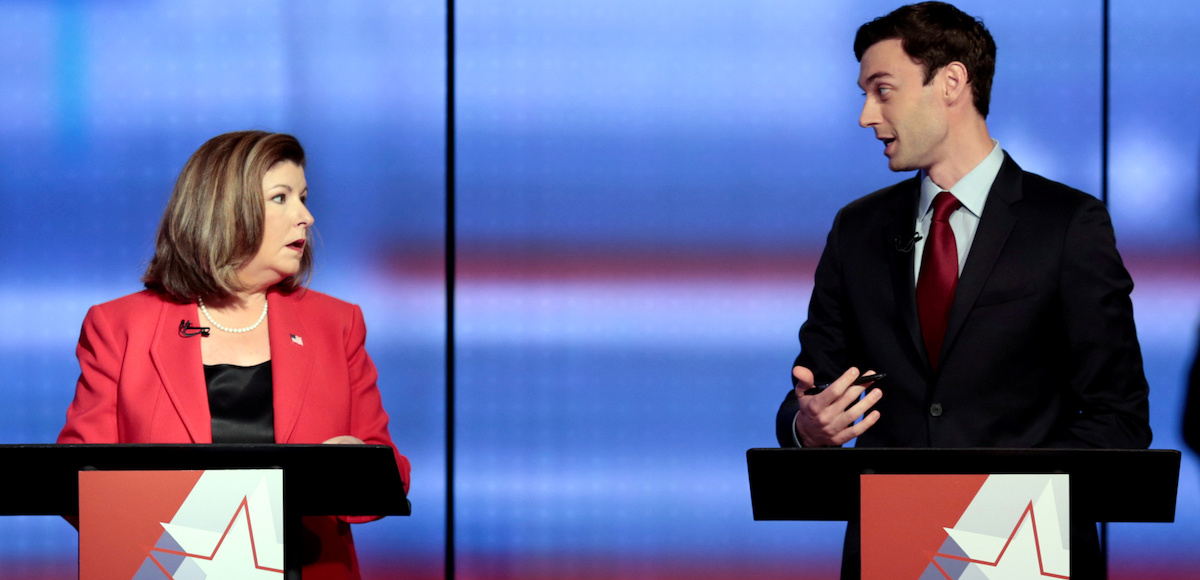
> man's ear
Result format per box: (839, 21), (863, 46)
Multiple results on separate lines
(941, 61), (971, 106)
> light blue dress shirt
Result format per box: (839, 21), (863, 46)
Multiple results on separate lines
(912, 140), (1005, 282)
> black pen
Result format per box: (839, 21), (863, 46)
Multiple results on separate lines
(802, 372), (886, 396)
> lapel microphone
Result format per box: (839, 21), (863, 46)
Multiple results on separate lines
(892, 232), (922, 253)
(179, 319), (211, 338)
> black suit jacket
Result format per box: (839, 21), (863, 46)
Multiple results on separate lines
(776, 154), (1151, 450)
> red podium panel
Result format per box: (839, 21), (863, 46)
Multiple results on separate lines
(80, 469), (286, 580)
(861, 473), (1070, 580)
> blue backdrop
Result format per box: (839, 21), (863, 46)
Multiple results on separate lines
(1, 1), (1197, 579)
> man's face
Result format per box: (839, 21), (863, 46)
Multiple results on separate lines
(857, 38), (948, 172)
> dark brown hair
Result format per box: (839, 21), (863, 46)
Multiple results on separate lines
(143, 131), (311, 303)
(854, 2), (996, 117)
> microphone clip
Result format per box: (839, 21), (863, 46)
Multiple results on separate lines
(179, 319), (210, 338)
(892, 232), (922, 253)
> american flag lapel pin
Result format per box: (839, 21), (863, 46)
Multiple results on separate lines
(290, 334), (304, 346)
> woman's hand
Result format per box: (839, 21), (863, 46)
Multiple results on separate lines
(321, 435), (365, 445)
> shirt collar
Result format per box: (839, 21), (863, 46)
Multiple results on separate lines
(918, 140), (1003, 219)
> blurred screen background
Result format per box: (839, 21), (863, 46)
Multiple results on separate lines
(0, 1), (1196, 578)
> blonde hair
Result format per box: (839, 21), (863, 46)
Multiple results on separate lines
(143, 131), (311, 303)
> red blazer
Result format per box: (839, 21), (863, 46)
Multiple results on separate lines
(58, 289), (411, 580)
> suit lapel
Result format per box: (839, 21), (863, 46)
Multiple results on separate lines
(939, 155), (1023, 366)
(268, 291), (315, 443)
(884, 177), (928, 373)
(150, 300), (211, 442)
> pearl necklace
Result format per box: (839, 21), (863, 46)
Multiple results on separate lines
(197, 298), (268, 334)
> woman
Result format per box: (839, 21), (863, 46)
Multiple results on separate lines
(58, 131), (411, 579)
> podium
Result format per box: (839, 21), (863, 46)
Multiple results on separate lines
(746, 448), (1180, 578)
(0, 444), (410, 579)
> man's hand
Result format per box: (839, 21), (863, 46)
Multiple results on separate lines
(793, 365), (882, 447)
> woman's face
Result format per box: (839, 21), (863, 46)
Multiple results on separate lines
(237, 161), (313, 292)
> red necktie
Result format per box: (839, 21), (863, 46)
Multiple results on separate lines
(916, 191), (962, 371)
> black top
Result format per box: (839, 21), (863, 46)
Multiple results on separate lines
(204, 361), (275, 444)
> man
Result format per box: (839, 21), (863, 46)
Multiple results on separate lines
(774, 2), (1151, 577)
(1184, 331), (1199, 453)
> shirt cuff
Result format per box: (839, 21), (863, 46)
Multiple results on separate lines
(791, 410), (804, 448)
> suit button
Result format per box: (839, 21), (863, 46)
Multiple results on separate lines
(930, 403), (943, 417)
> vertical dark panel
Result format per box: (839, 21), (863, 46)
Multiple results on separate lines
(1103, 0), (1110, 206)
(447, 1), (458, 578)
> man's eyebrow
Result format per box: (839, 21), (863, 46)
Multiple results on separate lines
(858, 71), (892, 90)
